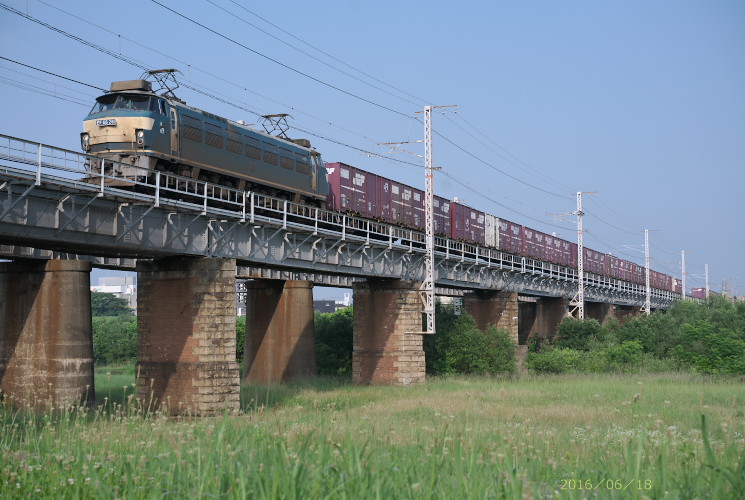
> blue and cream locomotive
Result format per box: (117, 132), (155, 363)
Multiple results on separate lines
(81, 79), (329, 205)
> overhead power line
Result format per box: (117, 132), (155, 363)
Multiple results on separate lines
(432, 127), (571, 199)
(204, 0), (423, 108)
(0, 55), (106, 92)
(0, 77), (89, 106)
(450, 113), (576, 194)
(149, 0), (412, 118)
(224, 0), (429, 105)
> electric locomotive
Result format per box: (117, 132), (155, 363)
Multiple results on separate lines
(81, 78), (329, 205)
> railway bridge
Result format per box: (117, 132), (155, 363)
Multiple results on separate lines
(0, 135), (679, 414)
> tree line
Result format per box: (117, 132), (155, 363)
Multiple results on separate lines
(91, 291), (745, 376)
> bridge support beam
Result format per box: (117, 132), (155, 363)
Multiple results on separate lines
(463, 290), (519, 342)
(243, 280), (316, 384)
(136, 257), (239, 416)
(352, 279), (425, 385)
(0, 260), (94, 409)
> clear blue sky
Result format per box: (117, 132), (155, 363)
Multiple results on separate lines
(1, 0), (743, 296)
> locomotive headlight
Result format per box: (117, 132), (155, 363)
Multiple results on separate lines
(135, 129), (145, 145)
(80, 132), (90, 152)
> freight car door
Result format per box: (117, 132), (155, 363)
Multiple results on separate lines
(170, 108), (179, 158)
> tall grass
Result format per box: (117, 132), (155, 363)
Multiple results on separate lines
(1, 372), (743, 498)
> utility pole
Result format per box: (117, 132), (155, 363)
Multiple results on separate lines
(418, 104), (456, 334)
(422, 105), (436, 334)
(644, 229), (651, 314)
(681, 250), (686, 301)
(705, 264), (710, 299)
(571, 192), (586, 320)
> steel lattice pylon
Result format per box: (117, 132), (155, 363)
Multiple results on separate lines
(421, 105), (436, 334)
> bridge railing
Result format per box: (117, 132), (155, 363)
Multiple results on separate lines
(0, 133), (680, 303)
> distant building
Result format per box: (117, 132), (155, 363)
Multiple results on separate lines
(90, 276), (137, 310)
(314, 292), (352, 313)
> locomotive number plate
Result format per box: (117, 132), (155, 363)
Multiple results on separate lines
(96, 119), (117, 126)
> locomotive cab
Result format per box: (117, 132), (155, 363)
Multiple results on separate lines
(82, 79), (172, 180)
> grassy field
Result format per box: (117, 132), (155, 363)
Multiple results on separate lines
(1, 369), (744, 499)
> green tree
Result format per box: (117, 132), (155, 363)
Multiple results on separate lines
(432, 313), (516, 375)
(92, 316), (137, 364)
(236, 316), (246, 362)
(671, 320), (745, 374)
(554, 317), (603, 351)
(315, 306), (354, 376)
(91, 291), (133, 317)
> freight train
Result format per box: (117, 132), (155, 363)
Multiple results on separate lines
(82, 78), (680, 295)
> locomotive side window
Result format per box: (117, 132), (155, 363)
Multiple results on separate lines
(182, 115), (203, 143)
(205, 122), (224, 149)
(226, 130), (242, 154)
(245, 136), (261, 160)
(262, 143), (278, 166)
(149, 98), (166, 115)
(279, 147), (294, 170)
(295, 153), (310, 174)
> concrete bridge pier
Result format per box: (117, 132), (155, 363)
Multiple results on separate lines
(0, 260), (94, 409)
(243, 279), (316, 384)
(463, 290), (519, 342)
(352, 279), (425, 385)
(585, 302), (617, 325)
(136, 257), (240, 416)
(615, 305), (641, 324)
(521, 296), (571, 345)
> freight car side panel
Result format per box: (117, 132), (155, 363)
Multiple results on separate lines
(450, 203), (485, 243)
(433, 196), (451, 236)
(498, 218), (523, 255)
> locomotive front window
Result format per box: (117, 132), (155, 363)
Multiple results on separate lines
(89, 95), (117, 114)
(90, 94), (157, 114)
(113, 94), (151, 111)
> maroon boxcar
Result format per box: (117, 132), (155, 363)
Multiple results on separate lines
(450, 202), (485, 244)
(523, 227), (552, 261)
(325, 162), (380, 218)
(691, 287), (718, 299)
(583, 247), (608, 275)
(433, 196), (451, 236)
(497, 218), (523, 255)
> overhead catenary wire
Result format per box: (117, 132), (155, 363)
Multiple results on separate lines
(449, 113), (576, 194)
(0, 55), (106, 93)
(0, 63), (98, 100)
(149, 0), (412, 119)
(0, 77), (89, 106)
(223, 0), (430, 105)
(204, 0), (424, 108)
